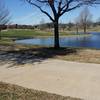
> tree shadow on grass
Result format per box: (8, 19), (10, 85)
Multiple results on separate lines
(0, 47), (77, 68)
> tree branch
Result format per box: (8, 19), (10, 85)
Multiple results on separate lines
(48, 0), (57, 19)
(26, 0), (54, 21)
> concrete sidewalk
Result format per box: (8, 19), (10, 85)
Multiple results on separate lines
(0, 59), (100, 100)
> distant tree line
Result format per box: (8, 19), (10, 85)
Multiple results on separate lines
(7, 24), (35, 29)
(1, 19), (100, 31)
(37, 20), (100, 32)
(2, 19), (99, 32)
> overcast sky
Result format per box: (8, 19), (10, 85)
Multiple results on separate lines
(4, 0), (100, 25)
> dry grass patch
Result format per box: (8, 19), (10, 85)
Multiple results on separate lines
(56, 49), (100, 64)
(0, 82), (82, 100)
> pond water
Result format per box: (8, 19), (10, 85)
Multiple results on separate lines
(15, 32), (100, 49)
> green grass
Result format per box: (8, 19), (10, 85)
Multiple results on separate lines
(1, 29), (91, 39)
(0, 82), (82, 100)
(1, 29), (52, 38)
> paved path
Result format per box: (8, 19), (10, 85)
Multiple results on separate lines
(0, 59), (100, 100)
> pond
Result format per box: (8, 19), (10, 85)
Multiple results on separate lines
(15, 32), (100, 49)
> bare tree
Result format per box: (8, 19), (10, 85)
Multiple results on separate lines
(96, 17), (100, 25)
(78, 7), (92, 34)
(67, 22), (73, 31)
(23, 0), (100, 48)
(74, 16), (82, 34)
(74, 20), (79, 34)
(0, 1), (10, 39)
(39, 18), (45, 30)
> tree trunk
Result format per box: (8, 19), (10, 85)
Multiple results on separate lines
(83, 24), (87, 34)
(76, 27), (79, 34)
(76, 24), (79, 34)
(54, 19), (60, 48)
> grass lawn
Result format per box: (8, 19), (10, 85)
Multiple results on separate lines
(0, 82), (82, 100)
(1, 29), (91, 39)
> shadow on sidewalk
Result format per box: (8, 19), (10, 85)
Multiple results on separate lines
(0, 46), (77, 68)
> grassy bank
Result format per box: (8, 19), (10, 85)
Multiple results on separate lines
(0, 38), (14, 45)
(0, 82), (82, 100)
